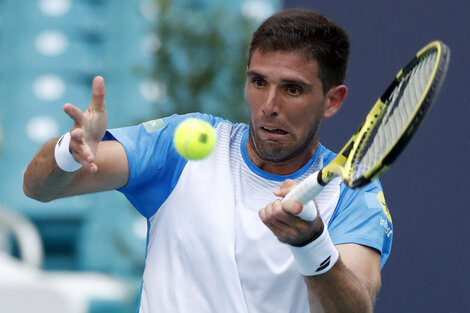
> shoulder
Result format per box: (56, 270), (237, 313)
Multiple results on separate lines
(338, 180), (385, 212)
(316, 144), (338, 165)
(329, 179), (393, 268)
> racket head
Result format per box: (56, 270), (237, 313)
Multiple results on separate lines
(342, 40), (451, 188)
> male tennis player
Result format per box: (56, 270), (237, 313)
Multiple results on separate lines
(24, 9), (392, 313)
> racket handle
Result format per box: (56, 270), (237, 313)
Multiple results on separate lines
(282, 171), (325, 221)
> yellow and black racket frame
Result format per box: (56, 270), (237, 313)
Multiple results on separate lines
(319, 41), (451, 189)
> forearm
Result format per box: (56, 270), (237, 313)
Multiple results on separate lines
(259, 182), (381, 312)
(23, 137), (77, 202)
(305, 258), (376, 313)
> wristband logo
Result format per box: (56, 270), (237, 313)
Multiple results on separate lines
(57, 134), (65, 146)
(316, 255), (331, 272)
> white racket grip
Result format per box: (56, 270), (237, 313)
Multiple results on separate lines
(282, 171), (325, 221)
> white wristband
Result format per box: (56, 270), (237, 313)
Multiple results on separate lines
(289, 223), (339, 276)
(54, 132), (82, 172)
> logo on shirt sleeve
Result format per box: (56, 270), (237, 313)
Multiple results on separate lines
(143, 119), (166, 133)
(377, 191), (392, 223)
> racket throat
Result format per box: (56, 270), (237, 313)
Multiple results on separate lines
(318, 166), (342, 186)
(317, 169), (328, 186)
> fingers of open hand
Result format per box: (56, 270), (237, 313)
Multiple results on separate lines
(259, 199), (311, 244)
(69, 129), (98, 173)
(63, 103), (83, 126)
(90, 76), (106, 111)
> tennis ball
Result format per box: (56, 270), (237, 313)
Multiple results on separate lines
(173, 118), (216, 160)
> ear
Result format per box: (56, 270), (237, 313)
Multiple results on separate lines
(323, 85), (348, 119)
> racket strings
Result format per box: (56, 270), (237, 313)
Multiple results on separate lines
(351, 51), (438, 179)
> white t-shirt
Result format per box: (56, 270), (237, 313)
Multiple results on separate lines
(106, 113), (393, 313)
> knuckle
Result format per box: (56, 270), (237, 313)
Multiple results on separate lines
(258, 208), (266, 221)
(277, 233), (288, 243)
(287, 228), (300, 239)
(264, 214), (276, 225)
(260, 204), (275, 223)
(264, 201), (280, 219)
(297, 222), (309, 233)
(271, 205), (285, 220)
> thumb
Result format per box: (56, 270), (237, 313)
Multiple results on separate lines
(90, 76), (106, 111)
(274, 179), (299, 197)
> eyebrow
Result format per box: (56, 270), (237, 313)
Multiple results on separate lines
(246, 70), (265, 80)
(246, 70), (312, 92)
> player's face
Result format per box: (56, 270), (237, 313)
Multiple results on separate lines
(245, 49), (331, 173)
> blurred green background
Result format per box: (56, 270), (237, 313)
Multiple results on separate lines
(0, 0), (279, 312)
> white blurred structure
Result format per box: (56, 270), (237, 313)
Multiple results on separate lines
(0, 206), (131, 313)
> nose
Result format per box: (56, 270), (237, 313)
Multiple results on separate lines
(261, 87), (279, 116)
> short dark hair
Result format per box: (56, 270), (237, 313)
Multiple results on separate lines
(248, 9), (350, 94)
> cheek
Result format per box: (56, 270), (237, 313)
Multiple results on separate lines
(303, 98), (328, 120)
(245, 85), (260, 113)
(290, 104), (324, 133)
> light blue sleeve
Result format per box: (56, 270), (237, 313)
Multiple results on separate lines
(104, 113), (222, 218)
(328, 180), (393, 269)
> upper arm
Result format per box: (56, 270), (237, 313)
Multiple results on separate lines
(336, 243), (382, 300)
(329, 181), (393, 269)
(63, 140), (129, 197)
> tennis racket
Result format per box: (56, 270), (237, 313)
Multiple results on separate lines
(284, 40), (450, 221)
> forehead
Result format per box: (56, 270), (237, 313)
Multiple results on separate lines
(248, 49), (320, 83)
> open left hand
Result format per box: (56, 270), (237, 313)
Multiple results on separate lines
(63, 76), (108, 173)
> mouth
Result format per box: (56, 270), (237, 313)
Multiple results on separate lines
(260, 126), (289, 137)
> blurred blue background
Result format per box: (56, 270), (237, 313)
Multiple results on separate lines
(0, 0), (468, 312)
(285, 1), (470, 313)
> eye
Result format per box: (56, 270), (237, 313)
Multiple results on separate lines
(286, 85), (302, 96)
(252, 77), (265, 88)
